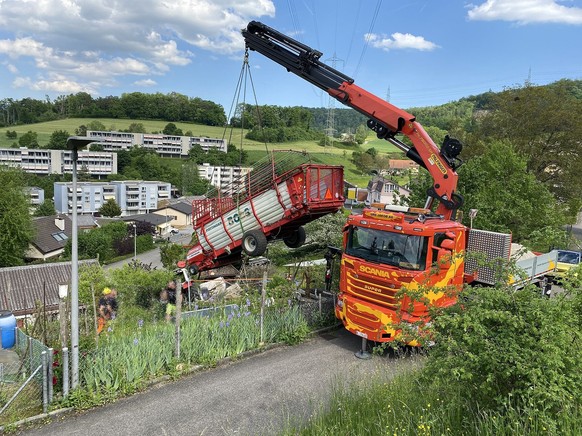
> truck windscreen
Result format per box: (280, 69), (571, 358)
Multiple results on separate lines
(345, 226), (428, 271)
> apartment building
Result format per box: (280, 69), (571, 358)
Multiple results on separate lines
(54, 180), (171, 216)
(198, 164), (252, 196)
(25, 186), (45, 207)
(86, 131), (227, 156)
(0, 147), (117, 176)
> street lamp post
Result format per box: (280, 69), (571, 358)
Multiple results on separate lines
(132, 223), (137, 259)
(66, 136), (94, 389)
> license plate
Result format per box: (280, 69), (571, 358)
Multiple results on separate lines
(355, 331), (367, 339)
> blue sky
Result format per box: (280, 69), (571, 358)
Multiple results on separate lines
(1, 0), (581, 113)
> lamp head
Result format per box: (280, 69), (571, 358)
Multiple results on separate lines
(66, 136), (95, 151)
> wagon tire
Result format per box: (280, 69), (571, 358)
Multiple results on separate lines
(242, 230), (268, 256)
(283, 226), (306, 249)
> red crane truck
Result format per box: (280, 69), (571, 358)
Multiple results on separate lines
(242, 21), (557, 348)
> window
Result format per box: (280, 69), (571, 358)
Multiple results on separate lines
(346, 226), (428, 271)
(52, 232), (69, 242)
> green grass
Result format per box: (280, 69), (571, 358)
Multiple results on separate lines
(2, 118), (404, 186)
(284, 367), (582, 435)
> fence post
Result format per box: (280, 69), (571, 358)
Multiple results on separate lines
(14, 326), (18, 348)
(28, 337), (34, 375)
(41, 351), (48, 414)
(47, 347), (54, 403)
(174, 279), (182, 359)
(62, 347), (69, 397)
(260, 270), (267, 345)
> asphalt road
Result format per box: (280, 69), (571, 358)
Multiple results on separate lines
(18, 328), (418, 436)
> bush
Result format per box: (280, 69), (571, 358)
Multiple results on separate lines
(423, 282), (582, 419)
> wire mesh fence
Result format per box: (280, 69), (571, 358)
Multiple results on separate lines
(0, 328), (52, 426)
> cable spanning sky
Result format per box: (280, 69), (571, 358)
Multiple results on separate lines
(0, 0), (581, 111)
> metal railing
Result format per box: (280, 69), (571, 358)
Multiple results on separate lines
(0, 328), (53, 424)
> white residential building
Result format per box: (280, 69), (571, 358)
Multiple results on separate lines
(197, 164), (252, 196)
(366, 176), (410, 206)
(86, 131), (227, 156)
(25, 186), (45, 207)
(0, 147), (117, 177)
(54, 180), (171, 216)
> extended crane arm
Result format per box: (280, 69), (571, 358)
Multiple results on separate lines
(242, 21), (463, 219)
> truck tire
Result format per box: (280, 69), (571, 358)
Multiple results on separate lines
(283, 226), (306, 248)
(242, 230), (268, 256)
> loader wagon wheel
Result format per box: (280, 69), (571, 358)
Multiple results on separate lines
(283, 226), (306, 249)
(242, 230), (268, 256)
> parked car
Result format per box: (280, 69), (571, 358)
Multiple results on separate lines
(168, 226), (180, 235)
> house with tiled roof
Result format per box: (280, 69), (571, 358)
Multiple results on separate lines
(122, 213), (177, 236)
(388, 159), (419, 175)
(26, 215), (73, 261)
(366, 176), (410, 206)
(0, 259), (99, 318)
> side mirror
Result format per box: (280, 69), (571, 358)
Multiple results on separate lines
(440, 239), (455, 250)
(437, 248), (452, 270)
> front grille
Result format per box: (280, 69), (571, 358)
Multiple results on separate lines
(346, 272), (399, 308)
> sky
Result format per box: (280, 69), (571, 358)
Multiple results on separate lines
(1, 0), (581, 114)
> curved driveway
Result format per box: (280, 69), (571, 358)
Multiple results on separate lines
(19, 328), (418, 436)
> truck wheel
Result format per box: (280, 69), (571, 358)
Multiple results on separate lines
(242, 230), (268, 256)
(283, 227), (306, 248)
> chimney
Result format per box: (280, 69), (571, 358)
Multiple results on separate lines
(55, 215), (65, 231)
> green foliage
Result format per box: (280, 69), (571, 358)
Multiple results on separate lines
(86, 120), (106, 131)
(303, 211), (346, 249)
(126, 122), (146, 133)
(18, 130), (39, 148)
(285, 367), (582, 435)
(354, 124), (367, 145)
(78, 262), (108, 308)
(457, 140), (567, 243)
(408, 140), (568, 247)
(0, 166), (34, 267)
(424, 283), (582, 418)
(159, 242), (188, 269)
(46, 129), (70, 149)
(470, 81), (582, 215)
(109, 261), (173, 309)
(33, 199), (56, 217)
(99, 198), (122, 217)
(163, 122), (182, 135)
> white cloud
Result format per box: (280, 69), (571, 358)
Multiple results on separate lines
(467, 0), (582, 24)
(134, 79), (157, 87)
(0, 0), (275, 96)
(366, 33), (439, 51)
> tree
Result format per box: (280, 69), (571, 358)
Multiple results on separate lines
(87, 120), (107, 131)
(34, 199), (56, 217)
(407, 140), (567, 248)
(47, 129), (70, 149)
(127, 123), (146, 133)
(355, 124), (368, 145)
(472, 82), (582, 219)
(19, 131), (39, 148)
(99, 198), (122, 217)
(0, 167), (34, 266)
(163, 122), (183, 136)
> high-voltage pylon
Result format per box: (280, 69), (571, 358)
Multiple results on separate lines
(324, 53), (344, 151)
